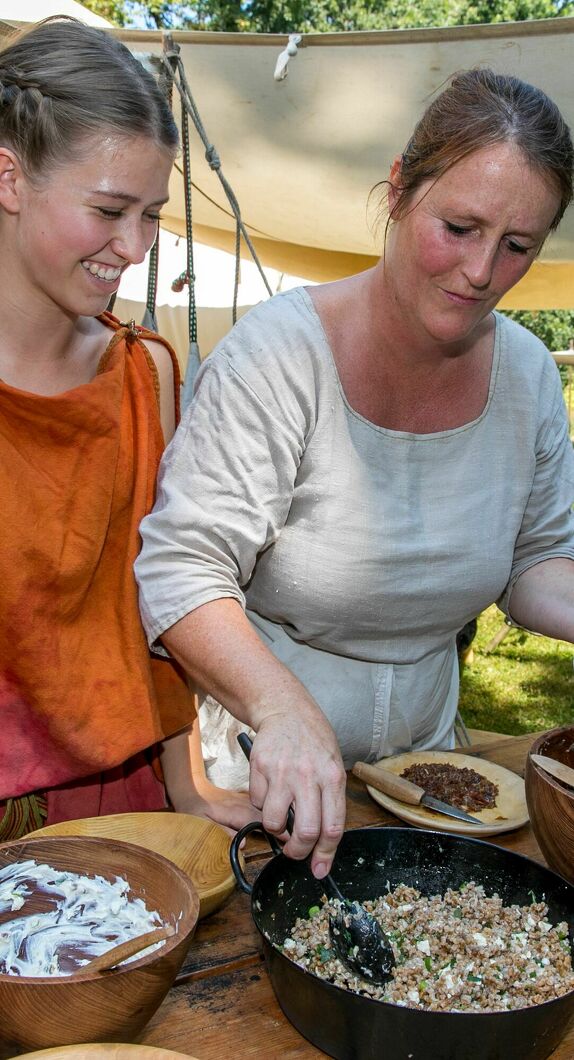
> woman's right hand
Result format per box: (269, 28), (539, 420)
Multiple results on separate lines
(247, 705), (347, 879)
(160, 599), (348, 877)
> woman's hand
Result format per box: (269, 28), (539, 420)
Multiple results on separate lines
(248, 707), (347, 879)
(160, 723), (262, 835)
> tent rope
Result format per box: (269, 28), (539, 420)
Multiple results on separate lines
(161, 36), (273, 317)
(180, 91), (198, 346)
(143, 231), (159, 332)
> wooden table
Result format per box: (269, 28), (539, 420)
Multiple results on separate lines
(141, 732), (574, 1059)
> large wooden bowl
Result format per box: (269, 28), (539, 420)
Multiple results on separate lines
(30, 812), (237, 920)
(0, 835), (199, 1054)
(525, 726), (574, 885)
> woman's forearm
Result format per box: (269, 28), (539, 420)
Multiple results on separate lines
(159, 719), (262, 830)
(160, 598), (347, 878)
(508, 557), (574, 643)
(161, 598), (325, 730)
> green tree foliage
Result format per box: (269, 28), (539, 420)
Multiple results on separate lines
(503, 311), (574, 356)
(82, 0), (573, 31)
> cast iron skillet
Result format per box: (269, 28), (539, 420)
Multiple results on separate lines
(230, 825), (574, 1060)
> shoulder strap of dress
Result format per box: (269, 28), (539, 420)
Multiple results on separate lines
(98, 311), (182, 421)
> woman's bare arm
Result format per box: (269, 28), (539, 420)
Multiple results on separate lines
(508, 557), (574, 643)
(161, 598), (347, 880)
(147, 339), (261, 830)
(158, 719), (261, 830)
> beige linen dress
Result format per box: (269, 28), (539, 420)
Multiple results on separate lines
(136, 288), (574, 788)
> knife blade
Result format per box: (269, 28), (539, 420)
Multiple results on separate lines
(352, 761), (487, 825)
(531, 753), (574, 789)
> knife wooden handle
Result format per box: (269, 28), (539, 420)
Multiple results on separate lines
(352, 761), (426, 805)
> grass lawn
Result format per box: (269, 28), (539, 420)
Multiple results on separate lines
(458, 604), (574, 736)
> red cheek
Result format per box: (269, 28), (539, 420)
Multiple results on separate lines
(416, 235), (461, 276)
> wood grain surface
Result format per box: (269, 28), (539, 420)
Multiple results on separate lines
(525, 730), (574, 887)
(18, 1046), (199, 1060)
(363, 749), (529, 835)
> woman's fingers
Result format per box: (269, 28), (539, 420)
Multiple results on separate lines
(248, 716), (346, 876)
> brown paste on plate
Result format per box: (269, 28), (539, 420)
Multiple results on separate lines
(400, 762), (499, 812)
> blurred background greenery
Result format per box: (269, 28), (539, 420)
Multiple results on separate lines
(459, 605), (573, 736)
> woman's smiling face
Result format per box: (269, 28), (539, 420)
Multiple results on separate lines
(385, 141), (561, 346)
(6, 131), (174, 318)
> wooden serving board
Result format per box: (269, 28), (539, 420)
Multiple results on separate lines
(28, 812), (238, 920)
(18, 1046), (199, 1059)
(365, 750), (529, 836)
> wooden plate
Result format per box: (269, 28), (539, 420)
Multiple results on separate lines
(366, 751), (529, 836)
(19, 1046), (198, 1059)
(27, 812), (238, 919)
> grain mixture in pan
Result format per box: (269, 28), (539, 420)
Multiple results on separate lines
(284, 883), (574, 1011)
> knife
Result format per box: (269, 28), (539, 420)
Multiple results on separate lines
(352, 761), (487, 825)
(531, 753), (574, 789)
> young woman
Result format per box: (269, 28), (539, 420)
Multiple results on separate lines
(0, 17), (255, 838)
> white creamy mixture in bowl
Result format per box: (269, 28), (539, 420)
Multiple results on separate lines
(0, 858), (169, 976)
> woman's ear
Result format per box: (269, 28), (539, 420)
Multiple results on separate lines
(0, 147), (23, 214)
(387, 154), (404, 214)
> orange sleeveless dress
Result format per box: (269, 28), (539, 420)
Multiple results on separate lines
(0, 314), (193, 833)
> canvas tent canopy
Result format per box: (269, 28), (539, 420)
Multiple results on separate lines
(0, 13), (573, 310)
(112, 16), (574, 310)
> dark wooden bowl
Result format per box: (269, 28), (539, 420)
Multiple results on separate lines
(0, 835), (199, 1054)
(525, 726), (574, 885)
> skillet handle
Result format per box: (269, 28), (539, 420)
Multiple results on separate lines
(230, 820), (284, 894)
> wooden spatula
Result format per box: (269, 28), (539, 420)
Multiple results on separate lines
(79, 923), (175, 974)
(531, 754), (574, 790)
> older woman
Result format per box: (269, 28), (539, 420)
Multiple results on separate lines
(136, 69), (574, 878)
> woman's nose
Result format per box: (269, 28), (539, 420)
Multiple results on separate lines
(461, 242), (498, 290)
(110, 222), (153, 266)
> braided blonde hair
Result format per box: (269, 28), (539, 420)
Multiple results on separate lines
(0, 17), (178, 178)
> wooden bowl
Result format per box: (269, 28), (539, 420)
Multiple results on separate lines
(0, 835), (199, 1054)
(18, 1047), (199, 1059)
(31, 812), (237, 920)
(525, 726), (574, 885)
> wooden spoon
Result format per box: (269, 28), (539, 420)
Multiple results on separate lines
(79, 924), (175, 974)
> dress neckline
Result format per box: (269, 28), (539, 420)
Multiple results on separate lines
(0, 315), (121, 401)
(295, 285), (502, 440)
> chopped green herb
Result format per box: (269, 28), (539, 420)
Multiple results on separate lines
(424, 956), (433, 971)
(308, 905), (320, 918)
(468, 975), (482, 983)
(452, 908), (463, 919)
